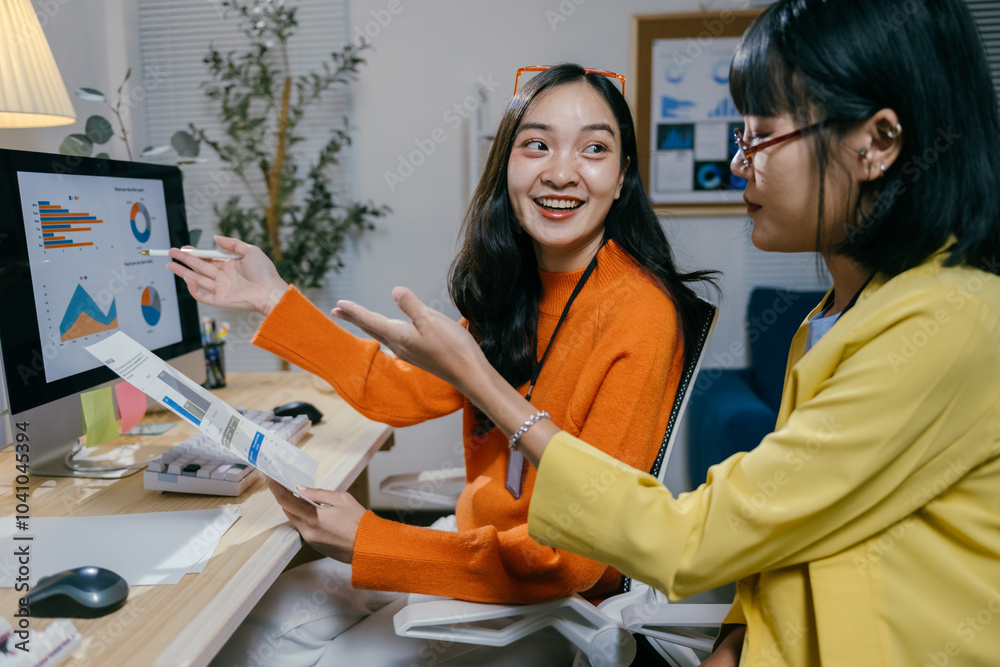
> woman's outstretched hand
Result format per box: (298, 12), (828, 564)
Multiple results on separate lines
(332, 287), (486, 396)
(166, 235), (289, 315)
(337, 287), (560, 468)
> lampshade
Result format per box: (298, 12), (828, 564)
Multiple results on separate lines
(0, 0), (75, 128)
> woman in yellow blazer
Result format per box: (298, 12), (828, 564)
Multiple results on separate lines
(319, 0), (1000, 664)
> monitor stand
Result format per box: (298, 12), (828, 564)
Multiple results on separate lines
(31, 441), (148, 479)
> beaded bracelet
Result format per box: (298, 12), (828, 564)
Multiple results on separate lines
(508, 411), (551, 451)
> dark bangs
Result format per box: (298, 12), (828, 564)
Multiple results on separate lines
(730, 6), (804, 119)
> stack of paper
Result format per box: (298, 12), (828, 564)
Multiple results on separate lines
(0, 508), (239, 586)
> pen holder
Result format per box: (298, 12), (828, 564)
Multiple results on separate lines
(203, 341), (226, 389)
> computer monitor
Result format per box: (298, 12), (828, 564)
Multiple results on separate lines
(0, 148), (205, 477)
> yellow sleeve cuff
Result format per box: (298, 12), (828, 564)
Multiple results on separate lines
(528, 431), (643, 560)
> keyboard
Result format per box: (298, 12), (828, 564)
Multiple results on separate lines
(0, 618), (80, 667)
(143, 409), (311, 497)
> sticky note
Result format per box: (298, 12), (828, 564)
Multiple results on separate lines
(115, 381), (147, 434)
(81, 387), (120, 447)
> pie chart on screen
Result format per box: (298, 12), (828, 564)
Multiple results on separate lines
(130, 201), (152, 243)
(141, 286), (161, 326)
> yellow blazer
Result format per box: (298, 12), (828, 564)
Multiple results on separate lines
(528, 249), (1000, 665)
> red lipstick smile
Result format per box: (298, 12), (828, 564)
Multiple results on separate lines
(534, 195), (583, 220)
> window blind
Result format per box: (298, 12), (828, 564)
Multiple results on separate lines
(967, 0), (1000, 107)
(135, 0), (354, 371)
(136, 0), (351, 234)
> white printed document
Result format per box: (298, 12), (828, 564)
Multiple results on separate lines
(0, 508), (240, 586)
(85, 332), (319, 505)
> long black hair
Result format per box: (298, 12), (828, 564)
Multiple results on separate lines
(730, 0), (1000, 276)
(449, 63), (717, 391)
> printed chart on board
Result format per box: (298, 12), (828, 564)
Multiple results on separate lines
(647, 37), (747, 204)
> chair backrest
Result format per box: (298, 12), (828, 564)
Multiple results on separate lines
(621, 297), (718, 595)
(649, 297), (719, 483)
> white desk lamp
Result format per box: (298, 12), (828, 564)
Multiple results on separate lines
(0, 0), (76, 128)
(0, 0), (76, 448)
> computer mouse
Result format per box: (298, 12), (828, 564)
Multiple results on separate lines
(26, 566), (129, 619)
(273, 400), (323, 424)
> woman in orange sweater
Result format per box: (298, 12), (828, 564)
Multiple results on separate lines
(171, 64), (713, 665)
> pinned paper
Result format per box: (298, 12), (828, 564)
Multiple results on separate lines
(81, 387), (120, 447)
(115, 381), (147, 434)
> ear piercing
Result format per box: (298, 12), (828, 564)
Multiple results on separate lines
(858, 148), (887, 177)
(884, 123), (903, 139)
(859, 122), (902, 157)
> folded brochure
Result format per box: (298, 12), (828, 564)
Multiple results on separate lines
(85, 331), (320, 507)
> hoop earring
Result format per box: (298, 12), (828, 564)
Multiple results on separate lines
(883, 123), (903, 139)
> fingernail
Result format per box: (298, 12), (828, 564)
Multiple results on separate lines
(296, 484), (307, 491)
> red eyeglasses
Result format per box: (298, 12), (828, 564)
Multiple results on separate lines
(733, 121), (826, 168)
(514, 66), (626, 96)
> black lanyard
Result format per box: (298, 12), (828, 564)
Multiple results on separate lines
(524, 253), (599, 402)
(819, 272), (874, 318)
(506, 251), (599, 500)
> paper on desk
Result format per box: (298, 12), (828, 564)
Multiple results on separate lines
(85, 331), (319, 505)
(0, 508), (239, 586)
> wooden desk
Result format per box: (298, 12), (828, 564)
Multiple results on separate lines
(1, 373), (393, 667)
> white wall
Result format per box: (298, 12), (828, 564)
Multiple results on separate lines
(3, 0), (819, 507)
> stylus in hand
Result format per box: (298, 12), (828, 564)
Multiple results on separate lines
(140, 248), (242, 260)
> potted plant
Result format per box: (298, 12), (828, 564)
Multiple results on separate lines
(193, 0), (387, 288)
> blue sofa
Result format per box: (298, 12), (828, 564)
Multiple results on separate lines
(686, 287), (828, 487)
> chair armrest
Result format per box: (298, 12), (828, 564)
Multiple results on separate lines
(378, 467), (465, 507)
(621, 602), (731, 653)
(393, 594), (637, 667)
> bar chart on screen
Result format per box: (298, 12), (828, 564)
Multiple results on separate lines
(36, 198), (103, 250)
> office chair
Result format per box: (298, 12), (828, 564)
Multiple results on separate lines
(379, 466), (465, 508)
(391, 298), (731, 667)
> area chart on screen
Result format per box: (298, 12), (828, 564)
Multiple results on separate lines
(59, 284), (118, 341)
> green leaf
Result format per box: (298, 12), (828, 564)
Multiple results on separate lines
(84, 115), (114, 144)
(75, 87), (106, 102)
(59, 134), (93, 156)
(141, 145), (171, 156)
(170, 130), (200, 157)
(117, 68), (131, 95)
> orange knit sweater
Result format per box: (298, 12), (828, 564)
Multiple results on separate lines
(253, 240), (684, 603)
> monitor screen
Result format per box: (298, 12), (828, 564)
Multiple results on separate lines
(0, 148), (204, 473)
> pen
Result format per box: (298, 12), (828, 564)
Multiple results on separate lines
(140, 248), (242, 260)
